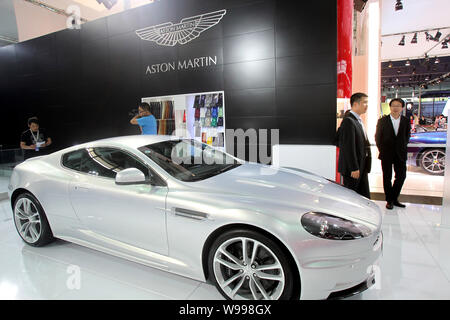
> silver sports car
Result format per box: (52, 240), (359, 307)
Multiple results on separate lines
(8, 135), (383, 300)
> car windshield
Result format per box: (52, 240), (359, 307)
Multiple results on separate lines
(138, 139), (242, 182)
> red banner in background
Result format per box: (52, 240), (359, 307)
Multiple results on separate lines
(337, 0), (353, 99)
(336, 0), (353, 183)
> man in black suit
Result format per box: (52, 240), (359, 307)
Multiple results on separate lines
(337, 93), (372, 198)
(375, 98), (411, 209)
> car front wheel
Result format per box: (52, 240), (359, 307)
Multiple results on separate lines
(13, 193), (54, 247)
(208, 229), (298, 300)
(420, 149), (445, 175)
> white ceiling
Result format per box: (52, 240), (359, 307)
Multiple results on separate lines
(0, 0), (155, 46)
(381, 0), (450, 61)
(0, 0), (18, 46)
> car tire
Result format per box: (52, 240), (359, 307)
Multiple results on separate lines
(207, 228), (298, 300)
(13, 192), (54, 247)
(420, 149), (445, 175)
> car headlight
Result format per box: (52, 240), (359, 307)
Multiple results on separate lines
(301, 212), (372, 240)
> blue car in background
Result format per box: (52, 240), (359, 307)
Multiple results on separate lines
(408, 129), (447, 175)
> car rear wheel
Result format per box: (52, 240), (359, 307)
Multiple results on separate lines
(420, 149), (445, 175)
(208, 229), (297, 300)
(13, 193), (54, 247)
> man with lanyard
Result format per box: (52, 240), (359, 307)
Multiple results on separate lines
(20, 117), (52, 160)
(130, 102), (157, 135)
(337, 92), (372, 198)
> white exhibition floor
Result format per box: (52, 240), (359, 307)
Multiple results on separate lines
(1, 199), (450, 300)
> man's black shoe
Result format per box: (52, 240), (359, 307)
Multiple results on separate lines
(386, 202), (394, 210)
(393, 200), (406, 208)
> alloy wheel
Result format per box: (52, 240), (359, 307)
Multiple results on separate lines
(213, 237), (285, 300)
(14, 197), (42, 244)
(421, 149), (445, 175)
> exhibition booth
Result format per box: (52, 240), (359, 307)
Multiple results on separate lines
(0, 0), (450, 302)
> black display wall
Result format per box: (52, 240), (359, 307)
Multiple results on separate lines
(0, 0), (337, 161)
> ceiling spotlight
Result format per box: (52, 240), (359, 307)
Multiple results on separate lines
(395, 78), (399, 82)
(398, 35), (405, 46)
(411, 33), (418, 44)
(405, 59), (411, 66)
(388, 61), (393, 68)
(433, 31), (442, 42)
(435, 57), (440, 64)
(443, 41), (449, 49)
(96, 0), (118, 10)
(395, 0), (403, 11)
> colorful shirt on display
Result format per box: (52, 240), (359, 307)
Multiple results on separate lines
(137, 115), (157, 135)
(212, 106), (218, 118)
(195, 107), (201, 120)
(200, 95), (206, 108)
(212, 94), (219, 107)
(205, 94), (213, 106)
(193, 95), (200, 108)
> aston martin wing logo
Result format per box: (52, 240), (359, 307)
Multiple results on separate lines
(135, 9), (226, 46)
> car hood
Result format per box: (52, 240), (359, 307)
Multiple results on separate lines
(189, 163), (382, 228)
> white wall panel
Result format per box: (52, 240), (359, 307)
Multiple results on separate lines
(272, 145), (336, 180)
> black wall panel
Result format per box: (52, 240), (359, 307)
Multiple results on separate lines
(226, 88), (276, 117)
(224, 59), (275, 90)
(223, 29), (274, 64)
(0, 0), (337, 161)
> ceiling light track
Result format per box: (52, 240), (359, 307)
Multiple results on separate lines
(0, 35), (19, 44)
(425, 32), (450, 55)
(382, 27), (450, 38)
(23, 0), (88, 23)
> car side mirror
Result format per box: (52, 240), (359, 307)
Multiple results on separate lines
(115, 168), (148, 185)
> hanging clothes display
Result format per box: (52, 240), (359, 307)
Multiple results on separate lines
(190, 92), (225, 149)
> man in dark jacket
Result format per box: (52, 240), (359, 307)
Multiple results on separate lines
(337, 93), (372, 198)
(375, 98), (411, 209)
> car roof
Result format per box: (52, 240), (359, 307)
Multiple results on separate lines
(93, 135), (177, 149)
(55, 135), (180, 155)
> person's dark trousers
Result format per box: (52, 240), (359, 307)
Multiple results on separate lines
(343, 173), (370, 199)
(381, 157), (407, 203)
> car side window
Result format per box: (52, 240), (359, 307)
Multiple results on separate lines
(62, 149), (84, 171)
(79, 148), (117, 178)
(62, 147), (154, 181)
(92, 147), (150, 179)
